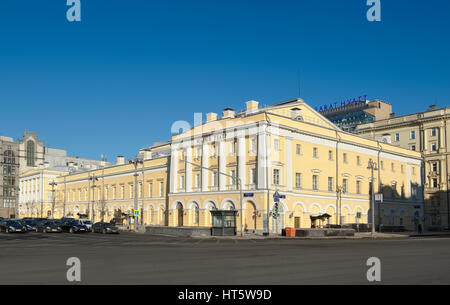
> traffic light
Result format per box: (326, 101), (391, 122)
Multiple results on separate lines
(274, 203), (279, 214)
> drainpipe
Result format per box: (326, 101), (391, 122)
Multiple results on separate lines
(377, 141), (382, 230)
(335, 130), (341, 225)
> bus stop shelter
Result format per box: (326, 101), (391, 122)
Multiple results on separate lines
(211, 210), (237, 236)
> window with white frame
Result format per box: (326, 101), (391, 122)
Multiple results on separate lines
(328, 150), (333, 161)
(312, 175), (319, 190)
(159, 182), (164, 197)
(296, 144), (302, 155)
(250, 167), (257, 185)
(295, 173), (302, 189)
(273, 169), (280, 185)
(342, 179), (348, 193)
(328, 177), (333, 192)
(179, 175), (185, 189)
(313, 147), (318, 158)
(410, 130), (416, 139)
(230, 169), (237, 185)
(250, 137), (257, 153)
(356, 180), (361, 194)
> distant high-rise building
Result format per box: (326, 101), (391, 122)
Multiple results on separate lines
(319, 99), (392, 132)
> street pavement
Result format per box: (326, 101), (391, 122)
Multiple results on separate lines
(0, 231), (449, 284)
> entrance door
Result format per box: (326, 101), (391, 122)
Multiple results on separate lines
(294, 217), (301, 228)
(244, 202), (256, 232)
(177, 203), (183, 227)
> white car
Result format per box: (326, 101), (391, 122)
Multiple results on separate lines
(78, 219), (93, 232)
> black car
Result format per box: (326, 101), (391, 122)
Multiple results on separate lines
(0, 219), (27, 233)
(21, 219), (39, 231)
(60, 219), (89, 233)
(92, 222), (119, 234)
(36, 220), (62, 233)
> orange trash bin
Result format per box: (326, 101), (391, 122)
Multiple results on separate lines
(285, 227), (296, 237)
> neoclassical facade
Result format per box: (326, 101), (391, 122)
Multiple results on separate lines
(19, 99), (424, 232)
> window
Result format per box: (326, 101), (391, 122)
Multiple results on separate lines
(343, 153), (348, 163)
(312, 175), (319, 190)
(328, 150), (333, 161)
(196, 147), (202, 158)
(343, 179), (348, 193)
(26, 140), (35, 167)
(412, 167), (416, 175)
(380, 161), (384, 170)
(357, 156), (361, 166)
(431, 143), (437, 151)
(411, 145), (416, 151)
(295, 173), (302, 189)
(230, 139), (236, 155)
(159, 182), (164, 197)
(313, 147), (318, 158)
(432, 178), (438, 188)
(356, 181), (361, 194)
(230, 169), (236, 185)
(274, 139), (280, 151)
(148, 183), (153, 197)
(328, 177), (333, 192)
(432, 162), (438, 172)
(401, 165), (404, 174)
(212, 172), (218, 187)
(431, 128), (437, 137)
(395, 133), (399, 141)
(391, 163), (395, 172)
(296, 144), (302, 155)
(410, 131), (416, 139)
(130, 184), (134, 198)
(250, 168), (257, 185)
(113, 186), (116, 200)
(180, 175), (185, 189)
(250, 137), (257, 154)
(195, 174), (200, 188)
(121, 185), (125, 199)
(273, 169), (280, 185)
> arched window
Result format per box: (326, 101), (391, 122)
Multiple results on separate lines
(26, 140), (35, 166)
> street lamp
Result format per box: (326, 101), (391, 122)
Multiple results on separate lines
(88, 175), (99, 221)
(336, 185), (343, 226)
(367, 159), (378, 236)
(129, 157), (144, 230)
(49, 181), (57, 219)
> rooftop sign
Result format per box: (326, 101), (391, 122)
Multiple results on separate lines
(315, 95), (368, 112)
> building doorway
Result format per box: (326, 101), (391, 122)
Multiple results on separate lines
(177, 202), (183, 227)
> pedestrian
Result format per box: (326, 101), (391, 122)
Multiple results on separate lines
(418, 223), (422, 234)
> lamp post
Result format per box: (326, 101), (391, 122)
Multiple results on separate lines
(88, 175), (98, 221)
(367, 159), (378, 235)
(185, 159), (243, 237)
(49, 181), (57, 219)
(129, 157), (144, 230)
(336, 185), (343, 226)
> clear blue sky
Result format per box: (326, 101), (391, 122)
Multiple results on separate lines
(1, 0), (449, 161)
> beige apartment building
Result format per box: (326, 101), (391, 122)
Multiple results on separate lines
(356, 105), (450, 230)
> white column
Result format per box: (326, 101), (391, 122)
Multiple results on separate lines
(285, 136), (293, 191)
(257, 124), (269, 189)
(201, 140), (209, 192)
(169, 144), (179, 193)
(237, 132), (246, 189)
(219, 140), (226, 191)
(186, 144), (192, 193)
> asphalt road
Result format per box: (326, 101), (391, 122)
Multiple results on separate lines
(1, 232), (449, 284)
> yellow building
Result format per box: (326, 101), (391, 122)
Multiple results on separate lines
(19, 98), (424, 233)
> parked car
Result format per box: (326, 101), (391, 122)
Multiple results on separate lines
(0, 219), (27, 233)
(36, 220), (62, 233)
(21, 219), (39, 231)
(78, 219), (93, 232)
(92, 222), (119, 234)
(60, 219), (89, 233)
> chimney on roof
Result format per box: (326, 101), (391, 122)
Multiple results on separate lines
(222, 108), (235, 119)
(206, 113), (218, 122)
(246, 100), (259, 114)
(116, 156), (125, 165)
